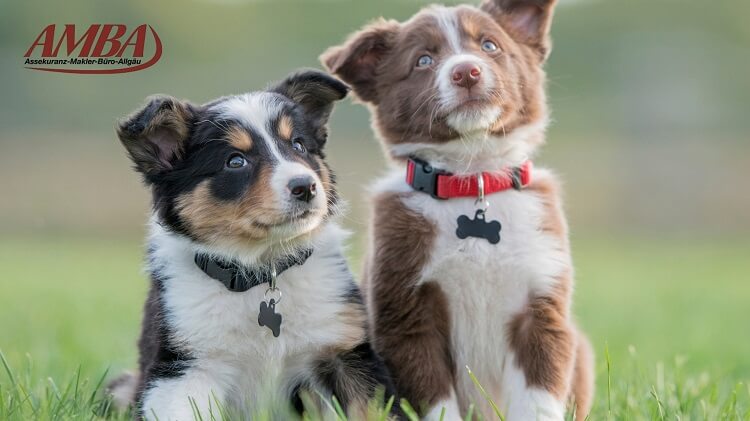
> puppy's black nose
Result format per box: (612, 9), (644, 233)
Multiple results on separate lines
(287, 176), (317, 203)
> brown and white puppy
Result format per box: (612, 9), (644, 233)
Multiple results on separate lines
(108, 70), (402, 420)
(322, 1), (593, 419)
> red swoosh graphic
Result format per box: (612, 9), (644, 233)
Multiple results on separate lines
(25, 25), (162, 74)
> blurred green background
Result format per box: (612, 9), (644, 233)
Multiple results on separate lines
(1, 0), (749, 415)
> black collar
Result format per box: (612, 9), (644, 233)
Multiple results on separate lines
(194, 248), (314, 292)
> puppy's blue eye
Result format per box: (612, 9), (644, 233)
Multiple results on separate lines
(292, 139), (306, 154)
(416, 55), (434, 67)
(226, 155), (247, 169)
(481, 40), (498, 52)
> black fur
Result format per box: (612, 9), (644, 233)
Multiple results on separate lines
(117, 71), (344, 241)
(314, 341), (404, 418)
(134, 271), (193, 417)
(113, 70), (401, 419)
(271, 68), (349, 142)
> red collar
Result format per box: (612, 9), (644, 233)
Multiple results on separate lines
(406, 157), (532, 199)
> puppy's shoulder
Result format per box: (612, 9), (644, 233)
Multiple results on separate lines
(525, 166), (564, 203)
(369, 170), (429, 228)
(524, 166), (569, 241)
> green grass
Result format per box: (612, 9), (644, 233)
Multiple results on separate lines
(1, 236), (749, 419)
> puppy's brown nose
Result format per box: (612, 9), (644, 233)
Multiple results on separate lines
(451, 63), (481, 89)
(287, 176), (316, 203)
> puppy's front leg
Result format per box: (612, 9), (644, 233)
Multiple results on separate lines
(140, 367), (227, 421)
(502, 294), (576, 421)
(373, 282), (461, 421)
(367, 193), (460, 419)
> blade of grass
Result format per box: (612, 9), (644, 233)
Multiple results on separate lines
(467, 365), (505, 421)
(650, 385), (665, 420)
(463, 403), (474, 421)
(605, 342), (612, 417)
(331, 395), (347, 420)
(379, 395), (395, 421)
(0, 350), (17, 389)
(315, 391), (347, 420)
(399, 399), (420, 421)
(88, 368), (110, 405)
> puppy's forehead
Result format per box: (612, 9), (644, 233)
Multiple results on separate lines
(400, 8), (450, 46)
(426, 6), (462, 53)
(211, 92), (286, 132)
(402, 5), (496, 50)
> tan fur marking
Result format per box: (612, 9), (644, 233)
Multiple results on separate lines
(366, 192), (453, 414)
(313, 155), (338, 218)
(175, 166), (278, 246)
(314, 156), (332, 189)
(226, 126), (253, 151)
(335, 301), (368, 351)
(278, 114), (294, 140)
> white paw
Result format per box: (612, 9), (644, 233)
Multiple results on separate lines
(140, 376), (223, 421)
(142, 404), (198, 421)
(505, 392), (565, 421)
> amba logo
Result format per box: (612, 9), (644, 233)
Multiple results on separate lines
(24, 24), (162, 74)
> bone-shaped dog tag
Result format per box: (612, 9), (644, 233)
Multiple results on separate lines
(258, 299), (282, 337)
(456, 209), (502, 244)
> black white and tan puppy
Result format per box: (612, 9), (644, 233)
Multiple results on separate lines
(322, 0), (593, 420)
(108, 70), (399, 420)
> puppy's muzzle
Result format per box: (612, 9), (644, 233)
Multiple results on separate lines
(287, 176), (317, 203)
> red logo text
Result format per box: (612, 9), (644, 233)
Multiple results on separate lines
(24, 24), (162, 74)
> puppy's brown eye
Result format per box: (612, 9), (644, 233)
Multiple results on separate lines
(292, 139), (306, 154)
(226, 155), (247, 169)
(416, 55), (434, 68)
(481, 40), (498, 52)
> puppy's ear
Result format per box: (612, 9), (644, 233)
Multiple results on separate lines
(320, 18), (400, 103)
(117, 95), (195, 177)
(480, 0), (557, 60)
(271, 69), (348, 140)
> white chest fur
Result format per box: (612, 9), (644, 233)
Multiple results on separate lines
(145, 222), (362, 414)
(374, 166), (570, 414)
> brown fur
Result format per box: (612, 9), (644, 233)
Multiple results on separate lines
(508, 291), (575, 399)
(323, 1), (593, 418)
(226, 125), (253, 151)
(175, 166), (278, 245)
(528, 173), (569, 249)
(366, 192), (455, 413)
(505, 173), (593, 419)
(116, 95), (193, 174)
(314, 156), (332, 190)
(321, 5), (549, 151)
(479, 0), (557, 59)
(333, 302), (369, 351)
(278, 114), (294, 140)
(507, 288), (593, 421)
(321, 18), (401, 104)
(571, 329), (594, 421)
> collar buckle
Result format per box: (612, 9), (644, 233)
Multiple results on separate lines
(407, 157), (448, 199)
